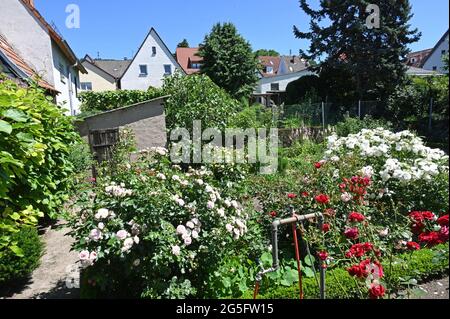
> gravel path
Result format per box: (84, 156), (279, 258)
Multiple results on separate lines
(416, 276), (449, 299)
(1, 221), (80, 299)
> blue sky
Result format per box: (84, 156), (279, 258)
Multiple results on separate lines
(35, 0), (449, 60)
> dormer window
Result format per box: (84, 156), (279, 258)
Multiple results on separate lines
(266, 66), (274, 74)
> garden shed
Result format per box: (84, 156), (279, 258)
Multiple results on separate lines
(76, 96), (169, 151)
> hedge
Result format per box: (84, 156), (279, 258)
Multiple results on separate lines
(241, 245), (449, 299)
(78, 88), (164, 115)
(0, 227), (43, 284)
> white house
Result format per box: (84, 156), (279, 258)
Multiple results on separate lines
(120, 28), (185, 90)
(422, 29), (449, 74)
(0, 0), (86, 115)
(255, 69), (314, 94)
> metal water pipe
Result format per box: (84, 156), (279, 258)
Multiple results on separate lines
(254, 211), (326, 299)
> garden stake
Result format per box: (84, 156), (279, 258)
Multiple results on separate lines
(292, 222), (304, 299)
(291, 206), (304, 299)
(253, 211), (324, 300)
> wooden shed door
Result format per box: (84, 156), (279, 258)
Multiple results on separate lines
(88, 128), (120, 178)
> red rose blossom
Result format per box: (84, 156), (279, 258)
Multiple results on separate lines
(318, 251), (328, 261)
(419, 232), (443, 247)
(344, 227), (359, 240)
(348, 212), (365, 223)
(437, 215), (449, 227)
(406, 241), (420, 251)
(346, 242), (373, 258)
(322, 223), (331, 233)
(301, 192), (310, 197)
(368, 283), (386, 299)
(314, 162), (322, 169)
(315, 194), (330, 205)
(288, 193), (297, 199)
(269, 211), (277, 218)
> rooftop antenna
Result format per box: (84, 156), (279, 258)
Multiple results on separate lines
(289, 49), (292, 56)
(97, 51), (100, 59)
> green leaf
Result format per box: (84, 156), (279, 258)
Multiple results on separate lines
(303, 267), (315, 278)
(9, 245), (24, 257)
(304, 254), (316, 266)
(3, 109), (29, 122)
(0, 120), (12, 134)
(9, 212), (21, 220)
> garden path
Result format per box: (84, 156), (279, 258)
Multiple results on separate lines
(3, 221), (80, 299)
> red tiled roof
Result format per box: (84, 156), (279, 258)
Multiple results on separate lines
(0, 34), (56, 92)
(258, 56), (281, 77)
(407, 49), (432, 68)
(176, 47), (202, 75)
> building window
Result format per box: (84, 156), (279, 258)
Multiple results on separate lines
(139, 65), (148, 76)
(410, 58), (416, 63)
(164, 64), (172, 75)
(266, 66), (274, 74)
(59, 63), (66, 83)
(432, 66), (437, 71)
(81, 82), (93, 91)
(152, 46), (157, 55)
(271, 83), (280, 91)
(442, 50), (446, 55)
(191, 63), (201, 69)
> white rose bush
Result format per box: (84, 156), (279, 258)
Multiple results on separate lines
(323, 128), (449, 212)
(68, 147), (264, 298)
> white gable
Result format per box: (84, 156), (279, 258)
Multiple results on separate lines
(422, 31), (449, 74)
(120, 28), (184, 90)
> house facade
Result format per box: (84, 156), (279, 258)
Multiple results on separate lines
(80, 55), (131, 92)
(422, 29), (449, 74)
(120, 28), (185, 90)
(0, 0), (86, 115)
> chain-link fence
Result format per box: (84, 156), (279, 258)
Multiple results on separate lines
(273, 99), (448, 151)
(274, 101), (381, 128)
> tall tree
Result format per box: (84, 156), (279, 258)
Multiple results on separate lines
(177, 39), (190, 48)
(254, 49), (280, 57)
(198, 23), (260, 99)
(294, 0), (420, 103)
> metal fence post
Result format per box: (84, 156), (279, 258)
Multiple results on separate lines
(428, 97), (434, 133)
(358, 100), (362, 119)
(321, 102), (325, 129)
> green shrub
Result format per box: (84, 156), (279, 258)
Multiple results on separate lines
(242, 245), (449, 299)
(335, 115), (393, 137)
(67, 140), (93, 173)
(163, 73), (240, 132)
(79, 88), (164, 114)
(1, 78), (78, 256)
(229, 104), (273, 129)
(0, 227), (43, 284)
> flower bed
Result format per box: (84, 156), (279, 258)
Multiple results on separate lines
(69, 147), (264, 298)
(69, 128), (448, 299)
